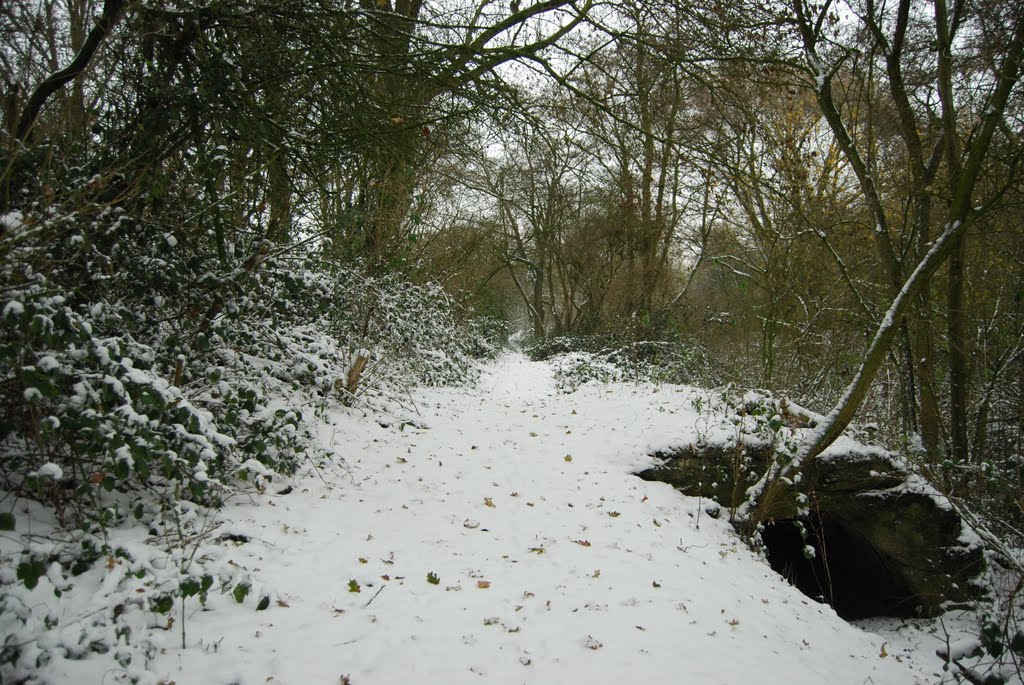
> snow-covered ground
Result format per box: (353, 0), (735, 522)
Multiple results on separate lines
(3, 353), (975, 683)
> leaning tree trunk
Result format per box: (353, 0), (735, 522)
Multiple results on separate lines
(796, 9), (1024, 464)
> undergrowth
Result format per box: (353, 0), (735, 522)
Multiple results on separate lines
(525, 336), (720, 393)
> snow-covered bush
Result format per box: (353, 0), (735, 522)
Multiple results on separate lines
(318, 267), (487, 388)
(0, 207), (317, 522)
(527, 336), (720, 393)
(549, 352), (623, 392)
(465, 316), (512, 360)
(604, 340), (721, 387)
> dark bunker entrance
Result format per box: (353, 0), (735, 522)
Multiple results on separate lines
(760, 514), (919, 620)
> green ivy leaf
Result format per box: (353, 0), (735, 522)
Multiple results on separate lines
(256, 596), (270, 611)
(0, 512), (14, 531)
(1010, 630), (1024, 656)
(982, 619), (1005, 658)
(17, 558), (45, 590)
(426, 572), (440, 585)
(150, 594), (174, 614)
(348, 579), (360, 593)
(180, 577), (201, 598)
(189, 480), (207, 500)
(140, 388), (166, 411)
(233, 583), (250, 603)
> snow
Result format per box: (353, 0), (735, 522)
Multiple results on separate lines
(32, 463), (63, 480)
(817, 435), (896, 463)
(1, 354), (954, 684)
(3, 300), (24, 317)
(937, 637), (983, 661)
(0, 211), (24, 231)
(810, 57), (826, 92)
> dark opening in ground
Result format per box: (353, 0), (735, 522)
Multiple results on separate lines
(761, 515), (919, 620)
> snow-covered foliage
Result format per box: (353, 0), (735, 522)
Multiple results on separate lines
(526, 336), (720, 393)
(0, 206), (485, 506)
(549, 351), (624, 392)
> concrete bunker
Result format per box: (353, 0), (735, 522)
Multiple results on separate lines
(760, 515), (918, 619)
(636, 440), (984, 619)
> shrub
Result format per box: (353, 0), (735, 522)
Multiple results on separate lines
(526, 335), (720, 392)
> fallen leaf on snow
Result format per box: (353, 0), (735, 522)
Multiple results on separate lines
(572, 539), (591, 547)
(477, 580), (491, 589)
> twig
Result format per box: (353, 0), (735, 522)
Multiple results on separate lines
(364, 585), (386, 608)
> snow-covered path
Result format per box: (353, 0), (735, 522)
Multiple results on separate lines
(145, 354), (921, 683)
(29, 352), (929, 683)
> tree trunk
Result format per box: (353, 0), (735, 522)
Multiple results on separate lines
(912, 300), (943, 456)
(16, 0), (131, 141)
(948, 234), (970, 462)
